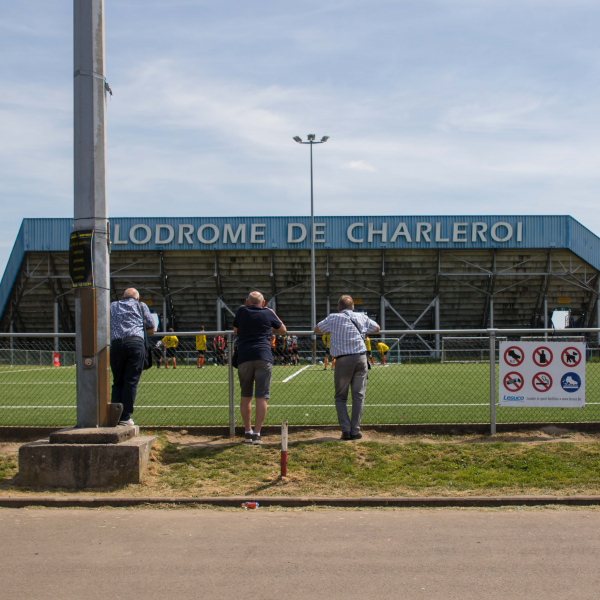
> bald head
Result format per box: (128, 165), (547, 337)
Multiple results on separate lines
(247, 291), (264, 306)
(338, 295), (354, 311)
(123, 288), (139, 300)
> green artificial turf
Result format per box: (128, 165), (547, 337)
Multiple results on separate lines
(1, 362), (599, 427)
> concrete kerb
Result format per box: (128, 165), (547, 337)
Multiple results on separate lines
(1, 495), (600, 509)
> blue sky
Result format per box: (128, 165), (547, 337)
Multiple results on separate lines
(1, 0), (600, 272)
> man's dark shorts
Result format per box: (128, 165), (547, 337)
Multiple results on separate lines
(166, 347), (177, 358)
(197, 350), (205, 357)
(238, 360), (273, 398)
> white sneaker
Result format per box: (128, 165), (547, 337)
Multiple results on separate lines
(118, 418), (135, 427)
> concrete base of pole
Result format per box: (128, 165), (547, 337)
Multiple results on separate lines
(18, 428), (156, 488)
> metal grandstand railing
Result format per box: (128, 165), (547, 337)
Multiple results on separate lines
(1, 329), (599, 433)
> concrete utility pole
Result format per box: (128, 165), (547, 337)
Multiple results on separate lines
(74, 0), (112, 427)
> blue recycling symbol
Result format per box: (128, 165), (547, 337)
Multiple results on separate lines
(560, 372), (581, 393)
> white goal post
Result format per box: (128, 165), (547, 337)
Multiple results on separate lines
(441, 337), (507, 363)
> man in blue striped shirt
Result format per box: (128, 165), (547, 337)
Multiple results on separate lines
(315, 295), (380, 440)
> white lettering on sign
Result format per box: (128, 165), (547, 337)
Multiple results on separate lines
(491, 222), (513, 242)
(179, 224), (194, 244)
(251, 223), (266, 244)
(288, 224), (307, 243)
(223, 224), (246, 244)
(472, 222), (487, 242)
(452, 222), (468, 243)
(197, 224), (219, 244)
(113, 224), (127, 244)
(368, 222), (387, 243)
(390, 222), (411, 242)
(111, 220), (524, 248)
(155, 224), (174, 245)
(130, 224), (151, 245)
(347, 223), (364, 243)
(416, 222), (432, 242)
(435, 222), (449, 243)
(314, 223), (326, 243)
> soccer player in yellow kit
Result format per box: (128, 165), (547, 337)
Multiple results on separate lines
(196, 326), (207, 369)
(365, 336), (376, 365)
(376, 341), (389, 365)
(322, 333), (336, 370)
(162, 328), (179, 369)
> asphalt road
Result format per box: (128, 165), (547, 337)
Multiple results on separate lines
(1, 507), (599, 600)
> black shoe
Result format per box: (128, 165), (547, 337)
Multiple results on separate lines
(341, 432), (351, 440)
(350, 432), (362, 440)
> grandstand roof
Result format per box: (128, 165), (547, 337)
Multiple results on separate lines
(2, 216), (599, 333)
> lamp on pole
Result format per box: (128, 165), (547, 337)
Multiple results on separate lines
(293, 134), (329, 365)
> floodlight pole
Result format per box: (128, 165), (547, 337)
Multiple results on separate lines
(294, 135), (328, 365)
(309, 142), (316, 364)
(74, 0), (112, 427)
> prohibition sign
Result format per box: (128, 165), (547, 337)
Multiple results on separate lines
(504, 372), (524, 392)
(504, 346), (524, 366)
(561, 347), (582, 368)
(532, 346), (553, 368)
(532, 372), (552, 392)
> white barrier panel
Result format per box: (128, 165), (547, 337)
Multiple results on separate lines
(499, 342), (585, 408)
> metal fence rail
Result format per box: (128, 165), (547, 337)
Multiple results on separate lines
(1, 328), (599, 433)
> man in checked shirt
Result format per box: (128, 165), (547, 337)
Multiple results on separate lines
(110, 288), (155, 426)
(315, 295), (380, 440)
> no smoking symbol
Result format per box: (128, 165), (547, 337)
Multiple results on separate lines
(561, 347), (581, 367)
(532, 346), (553, 367)
(532, 372), (552, 392)
(504, 372), (524, 392)
(504, 346), (524, 366)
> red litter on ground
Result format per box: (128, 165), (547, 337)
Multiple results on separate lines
(242, 502), (259, 510)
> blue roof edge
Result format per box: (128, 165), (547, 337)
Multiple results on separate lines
(0, 221), (26, 326)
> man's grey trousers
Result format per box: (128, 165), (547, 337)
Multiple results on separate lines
(333, 353), (368, 434)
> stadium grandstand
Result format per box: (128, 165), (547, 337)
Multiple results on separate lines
(1, 215), (599, 335)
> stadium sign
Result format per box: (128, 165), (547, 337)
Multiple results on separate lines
(109, 216), (530, 251)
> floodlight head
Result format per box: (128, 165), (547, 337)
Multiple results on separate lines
(293, 136), (302, 143)
(307, 134), (316, 141)
(321, 136), (329, 142)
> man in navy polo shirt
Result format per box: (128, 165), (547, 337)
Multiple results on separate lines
(233, 291), (286, 444)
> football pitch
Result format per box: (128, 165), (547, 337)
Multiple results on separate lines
(1, 361), (600, 427)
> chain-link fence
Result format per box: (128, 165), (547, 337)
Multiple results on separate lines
(1, 329), (599, 430)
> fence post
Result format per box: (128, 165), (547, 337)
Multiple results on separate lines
(9, 321), (13, 367)
(489, 329), (496, 435)
(227, 331), (235, 437)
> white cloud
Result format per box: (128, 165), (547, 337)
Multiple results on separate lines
(340, 160), (377, 172)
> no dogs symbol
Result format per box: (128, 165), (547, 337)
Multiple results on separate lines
(504, 346), (524, 366)
(532, 372), (553, 392)
(561, 347), (582, 368)
(532, 346), (553, 368)
(504, 372), (524, 392)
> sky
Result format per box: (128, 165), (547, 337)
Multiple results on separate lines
(1, 0), (600, 272)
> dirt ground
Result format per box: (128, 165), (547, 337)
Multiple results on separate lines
(1, 425), (598, 458)
(149, 425), (600, 451)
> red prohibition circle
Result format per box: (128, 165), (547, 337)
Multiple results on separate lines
(532, 372), (553, 392)
(561, 347), (582, 368)
(503, 346), (524, 367)
(532, 346), (553, 368)
(503, 372), (524, 392)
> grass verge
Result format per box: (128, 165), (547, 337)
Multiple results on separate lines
(2, 434), (600, 497)
(148, 435), (600, 497)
